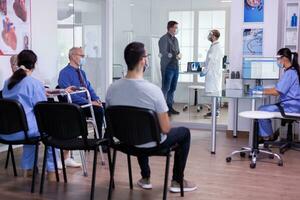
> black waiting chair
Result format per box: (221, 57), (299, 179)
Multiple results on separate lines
(34, 102), (111, 200)
(105, 106), (183, 200)
(0, 99), (40, 193)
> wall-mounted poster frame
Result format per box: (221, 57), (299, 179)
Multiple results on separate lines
(244, 0), (264, 23)
(0, 0), (32, 56)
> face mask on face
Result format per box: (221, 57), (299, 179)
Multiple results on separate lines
(175, 29), (179, 35)
(79, 57), (86, 67)
(277, 62), (284, 68)
(207, 33), (213, 42)
(143, 63), (149, 72)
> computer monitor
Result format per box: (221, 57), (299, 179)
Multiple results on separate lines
(187, 62), (202, 72)
(242, 57), (280, 80)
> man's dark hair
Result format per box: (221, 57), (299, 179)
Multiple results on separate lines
(124, 42), (146, 71)
(8, 50), (37, 90)
(211, 29), (220, 39)
(167, 21), (178, 30)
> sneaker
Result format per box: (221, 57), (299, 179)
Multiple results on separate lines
(56, 160), (63, 170)
(168, 107), (180, 115)
(203, 111), (220, 119)
(64, 158), (82, 168)
(169, 179), (197, 193)
(137, 178), (152, 190)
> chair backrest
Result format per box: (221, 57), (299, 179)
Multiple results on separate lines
(105, 106), (162, 146)
(0, 99), (29, 139)
(55, 85), (68, 103)
(34, 102), (89, 141)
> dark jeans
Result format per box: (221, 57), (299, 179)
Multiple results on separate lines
(162, 66), (179, 109)
(83, 105), (104, 138)
(137, 127), (191, 182)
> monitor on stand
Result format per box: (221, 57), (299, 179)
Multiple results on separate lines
(242, 57), (280, 86)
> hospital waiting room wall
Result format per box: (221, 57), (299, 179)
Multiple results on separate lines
(228, 0), (280, 132)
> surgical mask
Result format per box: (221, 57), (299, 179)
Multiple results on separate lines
(80, 57), (86, 66)
(207, 34), (213, 42)
(277, 61), (284, 68)
(175, 29), (179, 35)
(143, 63), (149, 72)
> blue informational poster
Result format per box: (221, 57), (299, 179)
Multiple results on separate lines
(244, 0), (264, 22)
(243, 29), (263, 56)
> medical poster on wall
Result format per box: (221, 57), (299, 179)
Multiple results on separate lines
(0, 0), (31, 55)
(244, 0), (264, 23)
(243, 28), (263, 56)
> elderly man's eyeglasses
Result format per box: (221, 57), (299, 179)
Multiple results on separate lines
(74, 54), (85, 58)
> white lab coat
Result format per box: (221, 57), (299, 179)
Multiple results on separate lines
(204, 41), (223, 93)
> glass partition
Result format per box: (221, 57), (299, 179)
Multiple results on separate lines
(112, 0), (231, 126)
(57, 0), (106, 97)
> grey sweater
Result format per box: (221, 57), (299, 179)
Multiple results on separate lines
(158, 33), (180, 71)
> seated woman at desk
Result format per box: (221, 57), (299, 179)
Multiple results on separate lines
(258, 48), (300, 141)
(0, 50), (56, 180)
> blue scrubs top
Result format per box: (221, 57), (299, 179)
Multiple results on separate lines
(275, 68), (300, 113)
(0, 76), (46, 140)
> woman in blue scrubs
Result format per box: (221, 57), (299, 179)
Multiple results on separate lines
(258, 48), (300, 141)
(1, 50), (55, 179)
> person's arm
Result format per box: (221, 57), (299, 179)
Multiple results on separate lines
(158, 112), (171, 134)
(263, 88), (280, 96)
(32, 81), (47, 105)
(58, 71), (88, 105)
(154, 87), (171, 134)
(159, 36), (171, 58)
(81, 71), (100, 101)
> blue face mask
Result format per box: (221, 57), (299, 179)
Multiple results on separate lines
(277, 62), (284, 68)
(80, 57), (86, 66)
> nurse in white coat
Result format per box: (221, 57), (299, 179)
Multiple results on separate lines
(201, 30), (223, 118)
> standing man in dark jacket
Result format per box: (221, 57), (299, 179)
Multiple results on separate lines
(159, 21), (182, 115)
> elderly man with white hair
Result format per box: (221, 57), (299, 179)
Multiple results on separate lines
(58, 47), (104, 167)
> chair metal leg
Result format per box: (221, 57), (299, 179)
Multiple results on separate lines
(5, 145), (11, 169)
(108, 149), (117, 200)
(80, 150), (88, 177)
(60, 149), (68, 183)
(180, 178), (184, 197)
(163, 155), (170, 200)
(40, 146), (48, 194)
(90, 149), (98, 200)
(107, 146), (113, 188)
(51, 147), (60, 182)
(31, 144), (39, 193)
(127, 154), (133, 189)
(10, 145), (17, 177)
(259, 150), (283, 166)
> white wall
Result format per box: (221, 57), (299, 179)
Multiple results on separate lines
(228, 0), (280, 131)
(0, 0), (57, 88)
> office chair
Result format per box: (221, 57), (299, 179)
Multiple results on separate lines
(105, 106), (184, 200)
(226, 111), (283, 169)
(264, 103), (300, 154)
(34, 102), (111, 200)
